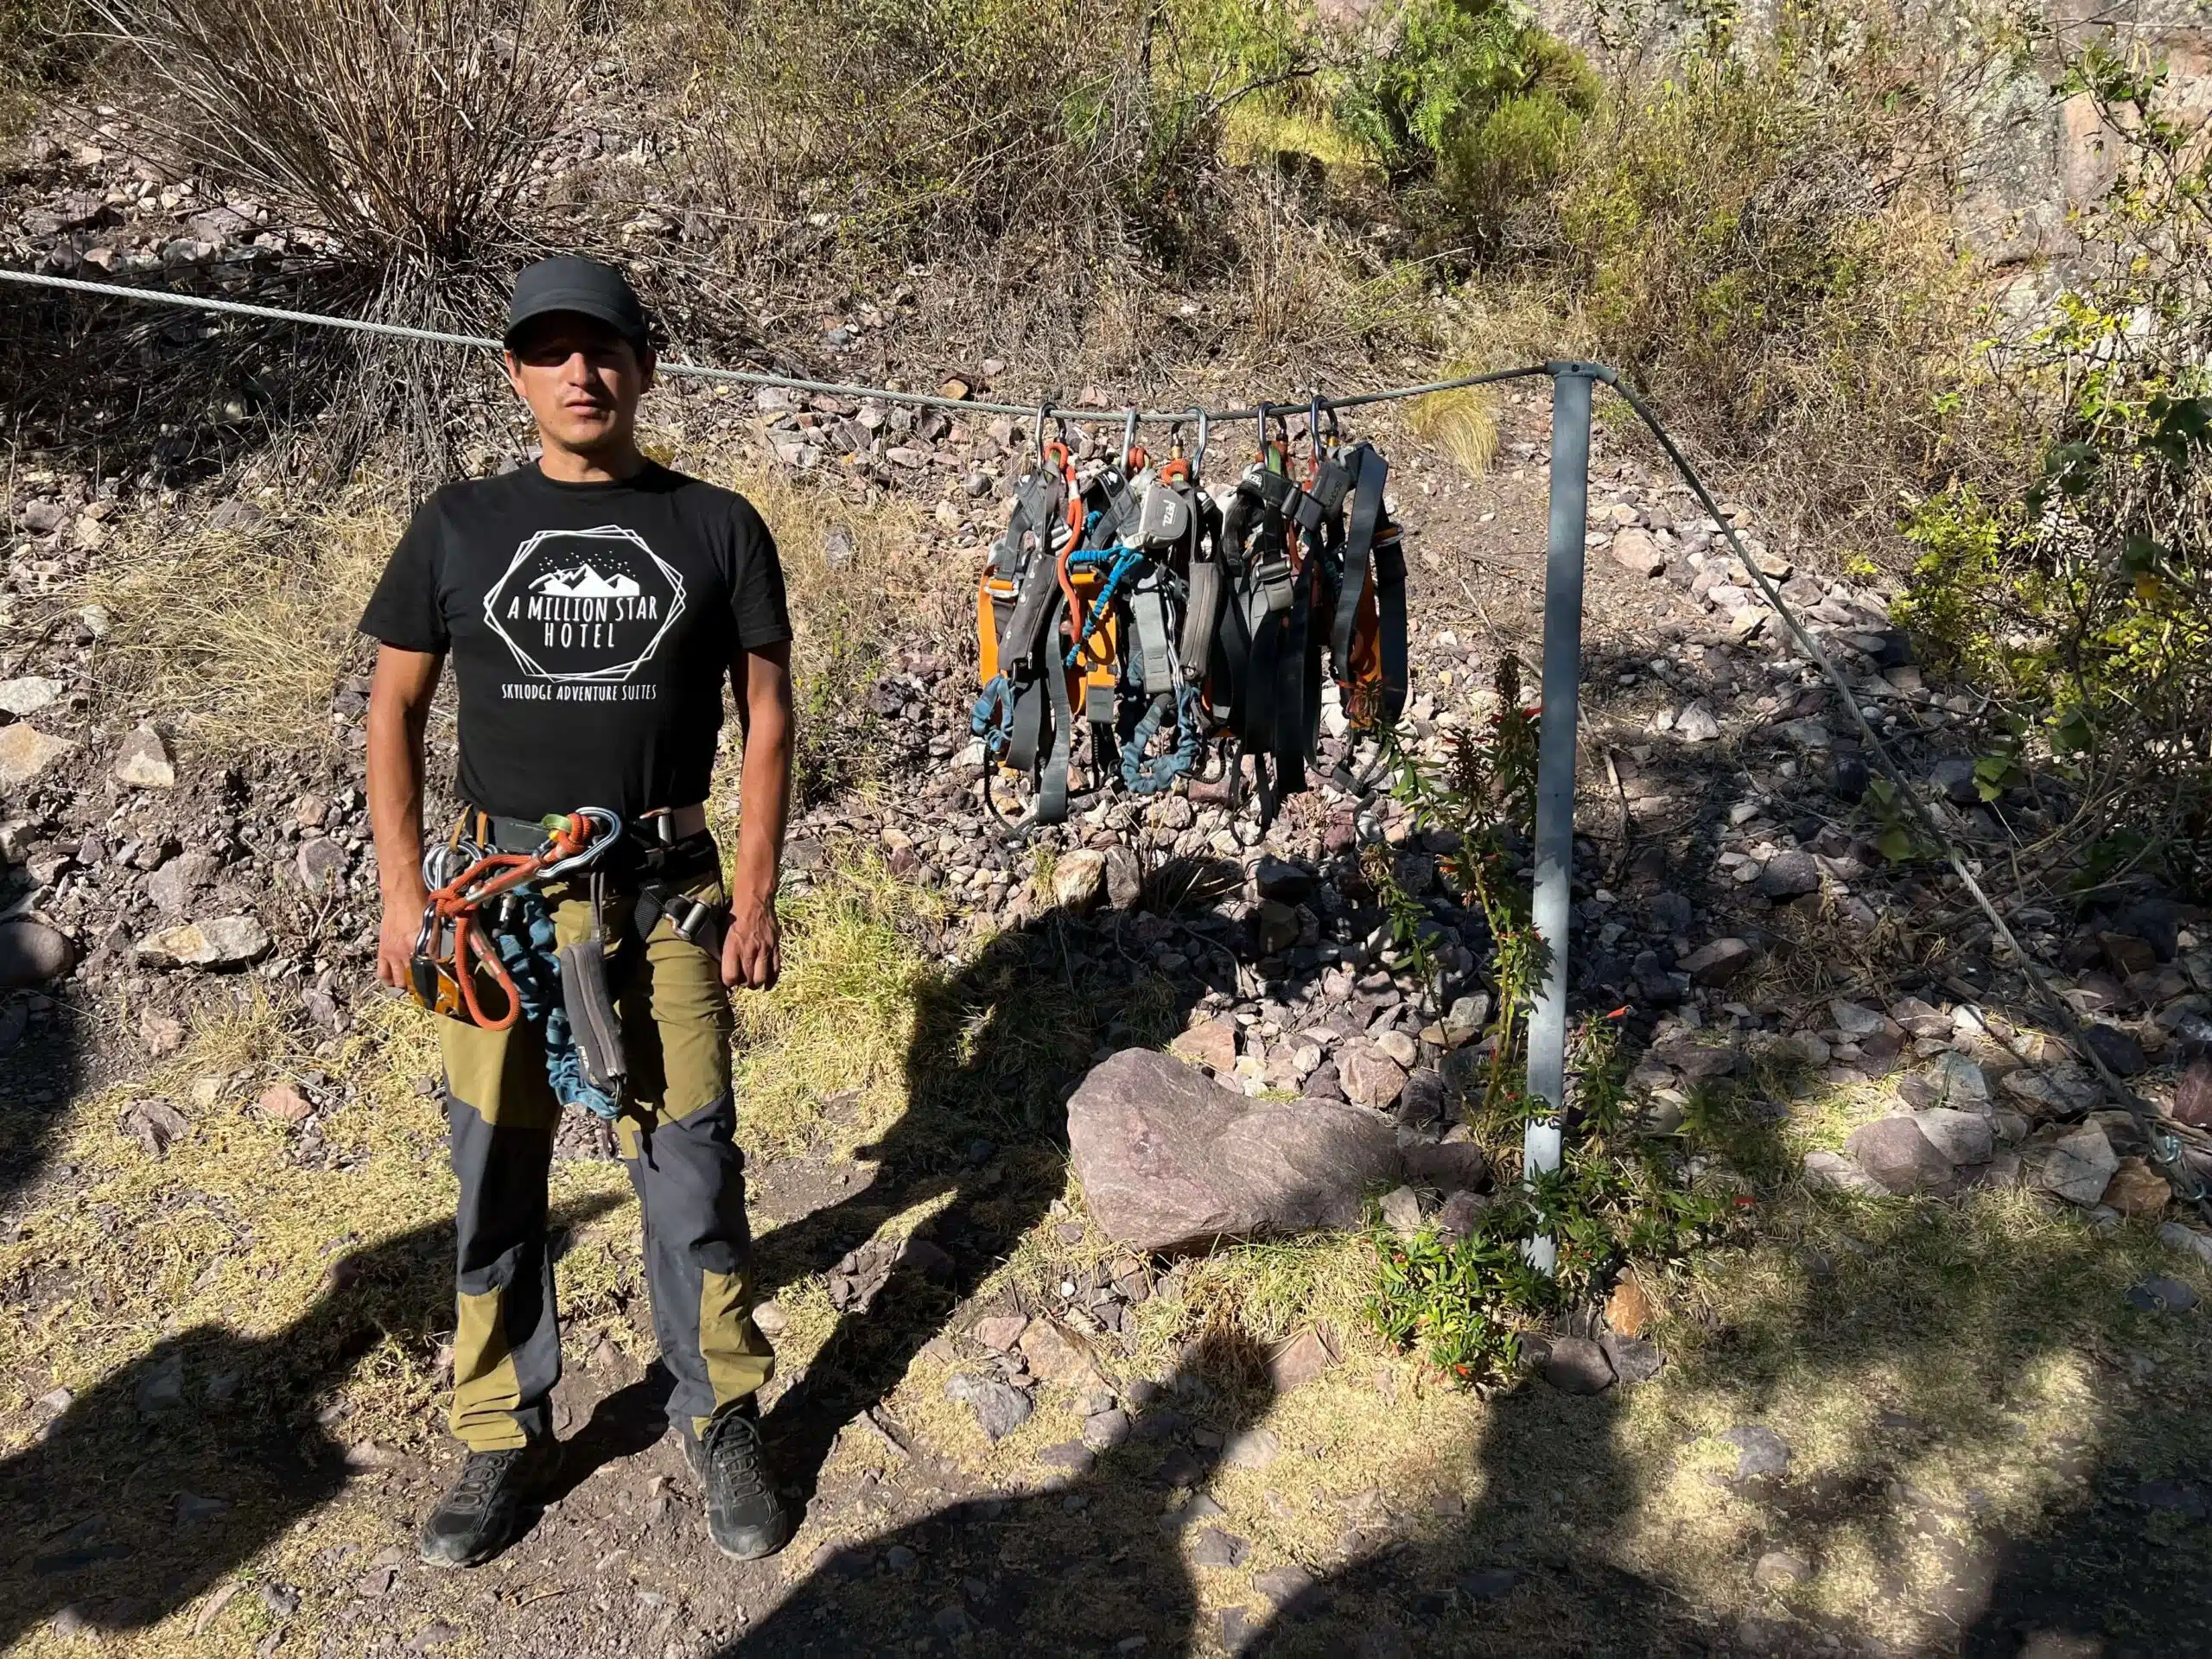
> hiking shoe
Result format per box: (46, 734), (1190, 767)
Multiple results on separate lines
(687, 1405), (791, 1560)
(417, 1440), (561, 1568)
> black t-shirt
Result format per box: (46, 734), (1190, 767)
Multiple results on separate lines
(359, 461), (790, 821)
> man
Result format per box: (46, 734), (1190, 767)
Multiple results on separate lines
(362, 256), (795, 1567)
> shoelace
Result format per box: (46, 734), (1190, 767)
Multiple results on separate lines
(706, 1416), (770, 1503)
(448, 1448), (524, 1515)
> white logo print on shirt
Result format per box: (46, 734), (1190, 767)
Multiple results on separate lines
(483, 525), (688, 692)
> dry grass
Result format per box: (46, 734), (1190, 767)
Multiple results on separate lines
(728, 858), (943, 1154)
(88, 488), (396, 751)
(1406, 378), (1500, 480)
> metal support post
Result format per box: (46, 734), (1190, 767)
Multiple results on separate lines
(1522, 365), (1596, 1274)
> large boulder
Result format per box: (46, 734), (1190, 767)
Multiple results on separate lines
(1068, 1048), (1400, 1252)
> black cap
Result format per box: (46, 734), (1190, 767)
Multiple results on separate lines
(505, 256), (652, 353)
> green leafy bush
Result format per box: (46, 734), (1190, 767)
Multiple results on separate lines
(1891, 49), (2210, 893)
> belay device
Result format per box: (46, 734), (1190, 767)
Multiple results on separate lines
(972, 402), (1408, 830)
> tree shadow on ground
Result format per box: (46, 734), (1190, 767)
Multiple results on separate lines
(0, 1196), (619, 1647)
(1231, 1185), (2212, 1658)
(744, 893), (1211, 1513)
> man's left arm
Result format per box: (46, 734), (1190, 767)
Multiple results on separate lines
(721, 639), (793, 990)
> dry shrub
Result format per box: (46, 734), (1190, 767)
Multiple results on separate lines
(79, 0), (582, 476)
(1512, 20), (2000, 540)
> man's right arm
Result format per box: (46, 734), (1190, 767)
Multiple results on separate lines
(366, 644), (443, 989)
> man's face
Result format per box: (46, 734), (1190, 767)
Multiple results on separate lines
(503, 315), (654, 454)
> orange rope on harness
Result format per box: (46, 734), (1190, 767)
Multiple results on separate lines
(421, 813), (608, 1030)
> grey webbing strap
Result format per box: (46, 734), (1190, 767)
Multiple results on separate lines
(1038, 611), (1077, 824)
(1332, 444), (1388, 674)
(1129, 578), (1175, 695)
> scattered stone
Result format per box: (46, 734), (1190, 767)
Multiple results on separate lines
(2099, 931), (2159, 980)
(1675, 700), (1721, 743)
(139, 1007), (186, 1057)
(751, 1300), (787, 1336)
(1541, 1337), (1615, 1395)
(973, 1313), (1029, 1353)
(0, 723), (76, 785)
(1189, 1527), (1249, 1568)
(1440, 993), (1490, 1047)
(1082, 1408), (1131, 1451)
(2176, 1059), (2212, 1129)
(2125, 1276), (2199, 1313)
(1756, 850), (1821, 900)
(1068, 1049), (1401, 1251)
(1911, 1107), (1994, 1166)
(2102, 1158), (2171, 1218)
(1268, 1329), (1338, 1392)
(1610, 525), (1666, 575)
(1171, 1014), (1239, 1075)
(1254, 1565), (1316, 1608)
(1338, 1045), (1409, 1109)
(944, 1373), (1033, 1441)
(2037, 1122), (2119, 1207)
(1801, 1150), (1884, 1195)
(2079, 1022), (2146, 1078)
(134, 916), (271, 969)
(146, 850), (219, 915)
(1052, 849), (1107, 914)
(0, 920), (78, 988)
(1223, 1427), (1281, 1470)
(1017, 1319), (1101, 1389)
(256, 1083), (315, 1124)
(1254, 856), (1316, 903)
(0, 676), (63, 716)
(1606, 1274), (1653, 1338)
(1753, 1550), (1812, 1590)
(1829, 1000), (1890, 1039)
(1403, 1138), (1488, 1193)
(1378, 1184), (1422, 1235)
(296, 837), (348, 894)
(1720, 1424), (1791, 1480)
(1923, 1052), (1989, 1104)
(1599, 1333), (1663, 1384)
(1843, 1116), (1952, 1194)
(124, 1097), (188, 1157)
(2158, 1223), (2212, 1268)
(111, 725), (176, 789)
(1459, 1567), (1519, 1603)
(1103, 845), (1142, 910)
(136, 1349), (186, 1414)
(1680, 938), (1756, 986)
(1034, 1440), (1092, 1472)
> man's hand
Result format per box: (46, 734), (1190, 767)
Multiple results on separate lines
(720, 892), (780, 991)
(377, 888), (427, 992)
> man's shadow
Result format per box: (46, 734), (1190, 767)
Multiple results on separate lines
(716, 1323), (1276, 1657)
(744, 886), (1215, 1511)
(0, 1197), (618, 1648)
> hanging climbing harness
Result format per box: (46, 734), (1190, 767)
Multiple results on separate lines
(973, 395), (1409, 830)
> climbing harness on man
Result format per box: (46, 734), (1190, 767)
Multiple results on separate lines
(405, 807), (727, 1119)
(972, 399), (1408, 830)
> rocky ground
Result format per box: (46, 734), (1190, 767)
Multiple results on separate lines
(5, 125), (2212, 1659)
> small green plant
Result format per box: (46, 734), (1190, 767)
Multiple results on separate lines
(1362, 658), (1730, 1384)
(1891, 48), (2211, 895)
(1377, 652), (1546, 1113)
(1365, 1013), (1729, 1385)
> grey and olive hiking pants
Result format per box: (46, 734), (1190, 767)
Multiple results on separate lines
(435, 860), (775, 1451)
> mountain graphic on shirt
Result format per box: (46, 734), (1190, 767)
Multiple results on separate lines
(530, 562), (641, 600)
